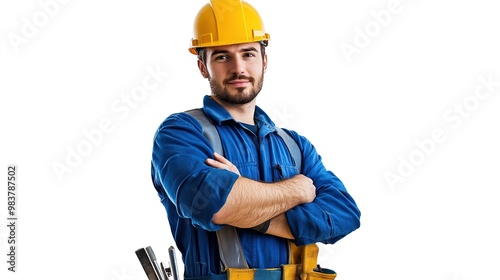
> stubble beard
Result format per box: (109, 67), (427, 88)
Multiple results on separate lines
(209, 72), (264, 105)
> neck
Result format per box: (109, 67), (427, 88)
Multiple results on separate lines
(211, 96), (256, 124)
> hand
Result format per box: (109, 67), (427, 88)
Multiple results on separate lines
(287, 174), (316, 204)
(206, 152), (241, 176)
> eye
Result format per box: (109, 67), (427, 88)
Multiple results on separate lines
(214, 55), (229, 61)
(243, 52), (256, 58)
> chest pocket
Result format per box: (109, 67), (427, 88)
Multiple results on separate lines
(272, 163), (299, 181)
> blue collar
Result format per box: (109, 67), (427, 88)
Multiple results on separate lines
(202, 95), (277, 134)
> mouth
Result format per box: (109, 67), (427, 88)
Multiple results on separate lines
(226, 79), (250, 87)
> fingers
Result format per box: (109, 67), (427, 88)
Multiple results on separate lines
(213, 152), (230, 164)
(205, 152), (224, 167)
(206, 152), (241, 176)
(205, 158), (226, 169)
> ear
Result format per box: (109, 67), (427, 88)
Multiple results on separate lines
(197, 59), (209, 79)
(263, 53), (268, 73)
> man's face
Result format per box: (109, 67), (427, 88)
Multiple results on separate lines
(198, 42), (267, 105)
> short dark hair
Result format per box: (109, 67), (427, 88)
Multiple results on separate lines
(196, 42), (267, 65)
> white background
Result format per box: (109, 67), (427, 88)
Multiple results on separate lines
(1, 0), (499, 279)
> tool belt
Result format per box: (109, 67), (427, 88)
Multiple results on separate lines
(225, 243), (337, 280)
(207, 226), (338, 280)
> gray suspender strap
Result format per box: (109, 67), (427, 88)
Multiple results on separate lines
(215, 226), (249, 270)
(185, 109), (248, 270)
(185, 109), (224, 155)
(184, 108), (302, 270)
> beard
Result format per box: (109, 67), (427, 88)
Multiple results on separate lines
(209, 72), (264, 105)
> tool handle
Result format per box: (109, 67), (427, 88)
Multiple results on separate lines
(168, 246), (180, 280)
(135, 247), (161, 280)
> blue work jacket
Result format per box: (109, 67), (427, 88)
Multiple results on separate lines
(151, 95), (361, 278)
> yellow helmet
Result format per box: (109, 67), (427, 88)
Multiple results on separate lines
(189, 0), (271, 54)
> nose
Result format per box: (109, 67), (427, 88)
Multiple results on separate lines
(231, 55), (246, 75)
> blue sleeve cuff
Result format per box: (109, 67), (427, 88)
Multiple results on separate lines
(178, 169), (239, 231)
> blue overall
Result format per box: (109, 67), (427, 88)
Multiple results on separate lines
(151, 96), (361, 279)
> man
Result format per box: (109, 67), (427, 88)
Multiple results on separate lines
(150, 1), (361, 279)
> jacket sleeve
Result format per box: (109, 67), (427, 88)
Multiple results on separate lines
(284, 130), (361, 246)
(151, 113), (239, 231)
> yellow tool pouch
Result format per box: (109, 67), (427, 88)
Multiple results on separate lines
(282, 242), (337, 280)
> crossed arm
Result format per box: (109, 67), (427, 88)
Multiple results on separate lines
(206, 152), (316, 240)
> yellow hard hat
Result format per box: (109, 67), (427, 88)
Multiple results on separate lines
(189, 0), (271, 54)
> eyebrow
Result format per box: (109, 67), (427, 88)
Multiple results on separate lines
(210, 47), (259, 57)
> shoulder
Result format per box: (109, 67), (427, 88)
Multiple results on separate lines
(156, 111), (202, 130)
(153, 111), (205, 140)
